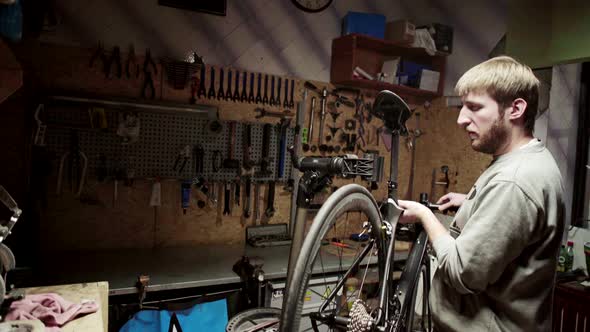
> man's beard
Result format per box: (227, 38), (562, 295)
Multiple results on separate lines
(472, 117), (509, 154)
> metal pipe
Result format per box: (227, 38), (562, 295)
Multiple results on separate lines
(48, 95), (217, 115)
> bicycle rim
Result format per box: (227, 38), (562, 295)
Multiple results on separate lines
(280, 184), (386, 332)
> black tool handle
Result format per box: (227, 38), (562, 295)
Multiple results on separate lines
(269, 76), (276, 105)
(262, 75), (269, 105)
(288, 79), (295, 108)
(244, 178), (251, 218)
(223, 183), (231, 215)
(248, 73), (255, 103)
(233, 71), (240, 101)
(283, 79), (289, 108)
(265, 181), (276, 218)
(255, 73), (262, 104)
(276, 78), (282, 106)
(235, 181), (240, 206)
(225, 70), (233, 100)
(198, 67), (207, 98)
(217, 68), (225, 100)
(241, 72), (248, 102)
(208, 68), (216, 99)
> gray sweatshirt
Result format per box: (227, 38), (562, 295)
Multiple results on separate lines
(430, 139), (565, 332)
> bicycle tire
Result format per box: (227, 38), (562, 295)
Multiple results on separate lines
(280, 184), (386, 332)
(226, 307), (281, 332)
(405, 262), (431, 332)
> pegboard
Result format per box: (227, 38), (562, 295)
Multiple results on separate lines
(43, 103), (295, 182)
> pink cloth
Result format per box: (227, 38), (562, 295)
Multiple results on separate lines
(5, 293), (99, 332)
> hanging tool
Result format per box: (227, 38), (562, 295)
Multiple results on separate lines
(104, 45), (122, 78)
(241, 177), (252, 226)
(233, 70), (240, 101)
(255, 73), (262, 104)
(235, 180), (241, 208)
(181, 180), (191, 214)
(288, 79), (295, 109)
(283, 79), (290, 108)
(403, 112), (422, 200)
(225, 69), (233, 100)
(56, 131), (88, 196)
(217, 68), (225, 100)
(241, 71), (248, 102)
(126, 44), (139, 79)
(262, 74), (269, 105)
(254, 108), (293, 119)
(253, 181), (261, 225)
(256, 124), (273, 176)
(197, 66), (207, 98)
(223, 122), (240, 171)
(208, 67), (216, 99)
(33, 104), (46, 146)
(223, 182), (231, 215)
(248, 72), (256, 103)
(89, 41), (107, 70)
(276, 118), (290, 178)
(216, 183), (223, 226)
(318, 87), (328, 146)
(141, 49), (157, 99)
(241, 123), (254, 175)
(193, 145), (204, 175)
(173, 145), (191, 174)
(263, 182), (276, 223)
(189, 77), (197, 104)
(276, 78), (282, 107)
(269, 76), (276, 106)
(307, 97), (316, 144)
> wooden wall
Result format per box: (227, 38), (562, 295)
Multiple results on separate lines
(24, 43), (491, 251)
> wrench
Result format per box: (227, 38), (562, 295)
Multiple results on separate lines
(269, 76), (276, 106)
(197, 66), (207, 98)
(225, 70), (233, 100)
(232, 70), (240, 101)
(253, 181), (260, 225)
(288, 79), (295, 109)
(223, 182), (231, 215)
(255, 73), (262, 104)
(283, 79), (289, 108)
(241, 177), (251, 226)
(216, 183), (223, 226)
(255, 108), (293, 119)
(208, 67), (216, 99)
(262, 75), (269, 105)
(249, 73), (256, 103)
(276, 78), (282, 107)
(217, 68), (225, 100)
(241, 71), (248, 102)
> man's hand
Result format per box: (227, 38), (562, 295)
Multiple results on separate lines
(398, 200), (432, 224)
(436, 193), (467, 212)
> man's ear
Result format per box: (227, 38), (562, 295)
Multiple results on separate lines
(507, 98), (527, 120)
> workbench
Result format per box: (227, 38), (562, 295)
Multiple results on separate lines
(37, 245), (409, 296)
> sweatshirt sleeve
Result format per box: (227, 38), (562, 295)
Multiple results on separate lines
(432, 180), (538, 294)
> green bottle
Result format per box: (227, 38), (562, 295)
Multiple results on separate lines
(557, 244), (567, 272)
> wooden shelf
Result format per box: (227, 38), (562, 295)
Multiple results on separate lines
(330, 34), (447, 105)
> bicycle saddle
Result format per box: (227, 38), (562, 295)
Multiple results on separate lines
(371, 90), (411, 134)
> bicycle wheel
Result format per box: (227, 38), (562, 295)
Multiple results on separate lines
(226, 307), (281, 332)
(405, 260), (431, 332)
(280, 184), (387, 332)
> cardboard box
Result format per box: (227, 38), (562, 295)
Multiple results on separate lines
(342, 12), (386, 39)
(385, 20), (415, 45)
(418, 69), (440, 92)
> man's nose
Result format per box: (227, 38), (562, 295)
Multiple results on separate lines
(457, 106), (470, 128)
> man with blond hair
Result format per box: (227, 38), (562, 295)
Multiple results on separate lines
(398, 56), (565, 331)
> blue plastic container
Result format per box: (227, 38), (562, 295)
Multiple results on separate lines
(342, 11), (386, 39)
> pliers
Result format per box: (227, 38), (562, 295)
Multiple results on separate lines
(141, 49), (157, 99)
(126, 44), (140, 79)
(173, 145), (191, 174)
(104, 46), (122, 79)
